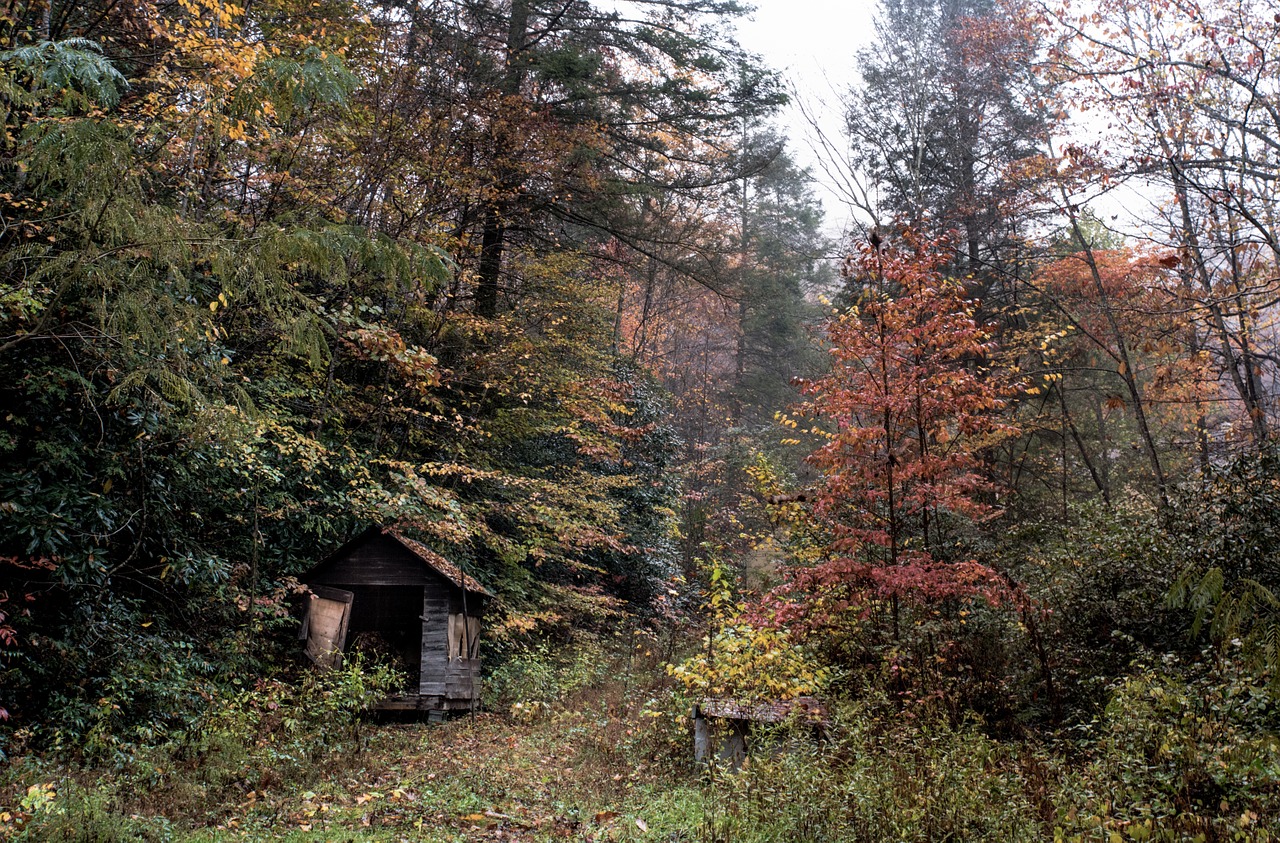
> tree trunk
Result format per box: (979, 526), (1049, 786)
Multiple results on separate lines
(474, 0), (530, 318)
(475, 205), (505, 318)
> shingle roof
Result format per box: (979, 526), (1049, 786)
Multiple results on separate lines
(381, 527), (491, 597)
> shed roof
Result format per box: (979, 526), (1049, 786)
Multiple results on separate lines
(307, 525), (491, 597)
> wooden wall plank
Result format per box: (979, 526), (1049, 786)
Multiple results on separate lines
(310, 533), (433, 586)
(420, 587), (452, 696)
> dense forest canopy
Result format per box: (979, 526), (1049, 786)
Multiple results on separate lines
(1, 0), (1279, 838)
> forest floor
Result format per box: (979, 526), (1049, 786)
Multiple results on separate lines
(6, 650), (1277, 841)
(1, 658), (723, 842)
(177, 708), (705, 842)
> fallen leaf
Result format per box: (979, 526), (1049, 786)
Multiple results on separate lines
(636, 818), (649, 832)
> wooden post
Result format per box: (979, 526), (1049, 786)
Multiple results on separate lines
(693, 705), (710, 763)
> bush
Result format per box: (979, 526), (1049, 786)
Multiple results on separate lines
(0, 655), (401, 836)
(1003, 499), (1188, 722)
(1051, 654), (1280, 841)
(1170, 445), (1280, 690)
(693, 698), (1045, 842)
(175, 656), (401, 786)
(484, 636), (609, 714)
(678, 671), (1280, 842)
(668, 620), (831, 702)
(0, 776), (174, 842)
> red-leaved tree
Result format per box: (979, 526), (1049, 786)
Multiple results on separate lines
(776, 235), (1019, 637)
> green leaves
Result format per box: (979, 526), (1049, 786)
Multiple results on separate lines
(1167, 446), (1280, 692)
(252, 46), (358, 118)
(0, 39), (128, 110)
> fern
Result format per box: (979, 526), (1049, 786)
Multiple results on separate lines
(248, 46), (360, 122)
(0, 39), (128, 109)
(1166, 445), (1280, 692)
(1173, 563), (1280, 691)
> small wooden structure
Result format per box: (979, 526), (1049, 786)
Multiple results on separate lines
(693, 696), (828, 766)
(300, 525), (490, 713)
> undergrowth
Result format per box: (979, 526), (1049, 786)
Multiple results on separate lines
(1, 633), (1276, 842)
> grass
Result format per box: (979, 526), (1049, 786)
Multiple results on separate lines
(169, 715), (673, 840)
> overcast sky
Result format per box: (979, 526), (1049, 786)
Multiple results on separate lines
(733, 0), (879, 238)
(730, 1), (1156, 240)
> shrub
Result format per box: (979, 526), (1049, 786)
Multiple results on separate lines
(1, 777), (174, 842)
(1004, 499), (1188, 721)
(668, 620), (830, 702)
(179, 656), (402, 784)
(1051, 654), (1280, 841)
(1170, 445), (1280, 691)
(485, 636), (609, 714)
(0, 655), (401, 836)
(693, 698), (1044, 842)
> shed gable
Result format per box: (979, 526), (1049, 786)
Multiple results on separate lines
(308, 529), (444, 587)
(303, 527), (489, 596)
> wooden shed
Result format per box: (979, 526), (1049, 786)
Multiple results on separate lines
(299, 525), (490, 713)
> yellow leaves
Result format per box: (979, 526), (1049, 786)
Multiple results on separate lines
(668, 614), (830, 702)
(174, 0), (245, 31)
(19, 782), (57, 816)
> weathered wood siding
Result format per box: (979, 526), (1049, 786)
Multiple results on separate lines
(309, 532), (431, 586)
(419, 587), (450, 697)
(419, 581), (482, 702)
